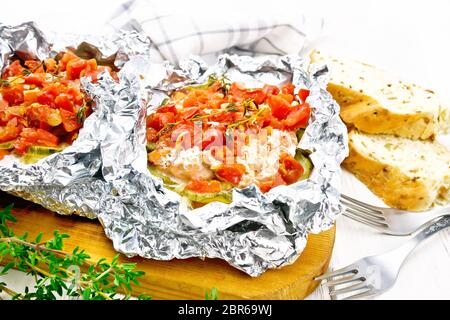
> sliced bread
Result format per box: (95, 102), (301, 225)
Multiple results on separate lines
(310, 51), (450, 139)
(343, 130), (450, 211)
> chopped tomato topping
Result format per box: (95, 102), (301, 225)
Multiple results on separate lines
(278, 153), (304, 184)
(0, 121), (21, 143)
(281, 83), (295, 95)
(257, 174), (286, 193)
(55, 94), (74, 112)
(0, 50), (118, 155)
(2, 61), (24, 78)
(14, 128), (59, 154)
(147, 112), (175, 131)
(283, 104), (311, 130)
(201, 127), (225, 150)
(2, 86), (24, 105)
(262, 84), (280, 96)
(0, 149), (8, 161)
(24, 73), (46, 87)
(66, 59), (87, 80)
(146, 127), (158, 143)
(178, 107), (201, 120)
(267, 95), (292, 120)
(44, 58), (57, 73)
(157, 104), (177, 114)
(23, 89), (39, 104)
(215, 164), (246, 186)
(229, 83), (266, 104)
(186, 179), (222, 193)
(298, 89), (310, 103)
(60, 109), (81, 132)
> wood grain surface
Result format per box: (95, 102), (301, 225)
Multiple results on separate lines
(0, 192), (336, 300)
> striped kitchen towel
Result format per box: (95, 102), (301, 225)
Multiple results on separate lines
(106, 0), (324, 64)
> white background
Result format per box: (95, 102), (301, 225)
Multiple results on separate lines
(0, 0), (449, 300)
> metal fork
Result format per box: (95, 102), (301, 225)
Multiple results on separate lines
(316, 215), (450, 300)
(341, 194), (450, 236)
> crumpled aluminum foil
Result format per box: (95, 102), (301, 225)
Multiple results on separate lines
(0, 21), (348, 276)
(0, 22), (152, 219)
(95, 53), (349, 276)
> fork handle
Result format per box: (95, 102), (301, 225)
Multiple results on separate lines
(385, 215), (450, 267)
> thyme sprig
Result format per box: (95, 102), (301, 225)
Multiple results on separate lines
(0, 205), (151, 300)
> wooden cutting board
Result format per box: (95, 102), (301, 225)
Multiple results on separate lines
(0, 192), (335, 300)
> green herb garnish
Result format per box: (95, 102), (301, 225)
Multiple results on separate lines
(0, 205), (151, 300)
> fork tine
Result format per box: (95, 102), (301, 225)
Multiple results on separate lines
(341, 194), (382, 212)
(315, 266), (357, 281)
(341, 198), (385, 218)
(341, 289), (375, 300)
(321, 275), (363, 288)
(345, 207), (388, 226)
(343, 211), (388, 230)
(330, 282), (370, 296)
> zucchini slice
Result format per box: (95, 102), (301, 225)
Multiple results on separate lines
(182, 189), (232, 205)
(27, 145), (64, 156)
(296, 128), (305, 142)
(146, 142), (156, 152)
(295, 150), (313, 180)
(21, 154), (46, 165)
(148, 165), (178, 187)
(148, 165), (232, 204)
(0, 140), (15, 150)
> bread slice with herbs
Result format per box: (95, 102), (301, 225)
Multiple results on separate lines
(343, 130), (450, 211)
(310, 51), (450, 139)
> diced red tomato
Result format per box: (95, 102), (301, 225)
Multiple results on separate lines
(55, 94), (74, 112)
(24, 61), (44, 73)
(1, 86), (24, 105)
(0, 96), (8, 112)
(24, 73), (46, 87)
(14, 128), (59, 154)
(257, 174), (286, 193)
(60, 109), (81, 132)
(157, 104), (177, 114)
(59, 51), (80, 72)
(281, 83), (295, 95)
(37, 91), (55, 108)
(146, 112), (175, 131)
(298, 89), (310, 103)
(267, 95), (292, 120)
(0, 122), (21, 143)
(201, 127), (225, 150)
(262, 84), (280, 96)
(66, 59), (87, 80)
(178, 107), (201, 120)
(209, 111), (241, 124)
(186, 179), (222, 193)
(283, 104), (311, 130)
(23, 90), (39, 104)
(229, 83), (266, 104)
(0, 149), (8, 160)
(254, 108), (273, 128)
(279, 93), (294, 103)
(146, 127), (158, 143)
(215, 164), (246, 186)
(278, 153), (304, 184)
(169, 123), (194, 149)
(26, 104), (62, 127)
(44, 58), (57, 73)
(2, 61), (24, 78)
(66, 88), (84, 106)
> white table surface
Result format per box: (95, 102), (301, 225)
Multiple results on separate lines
(0, 0), (449, 300)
